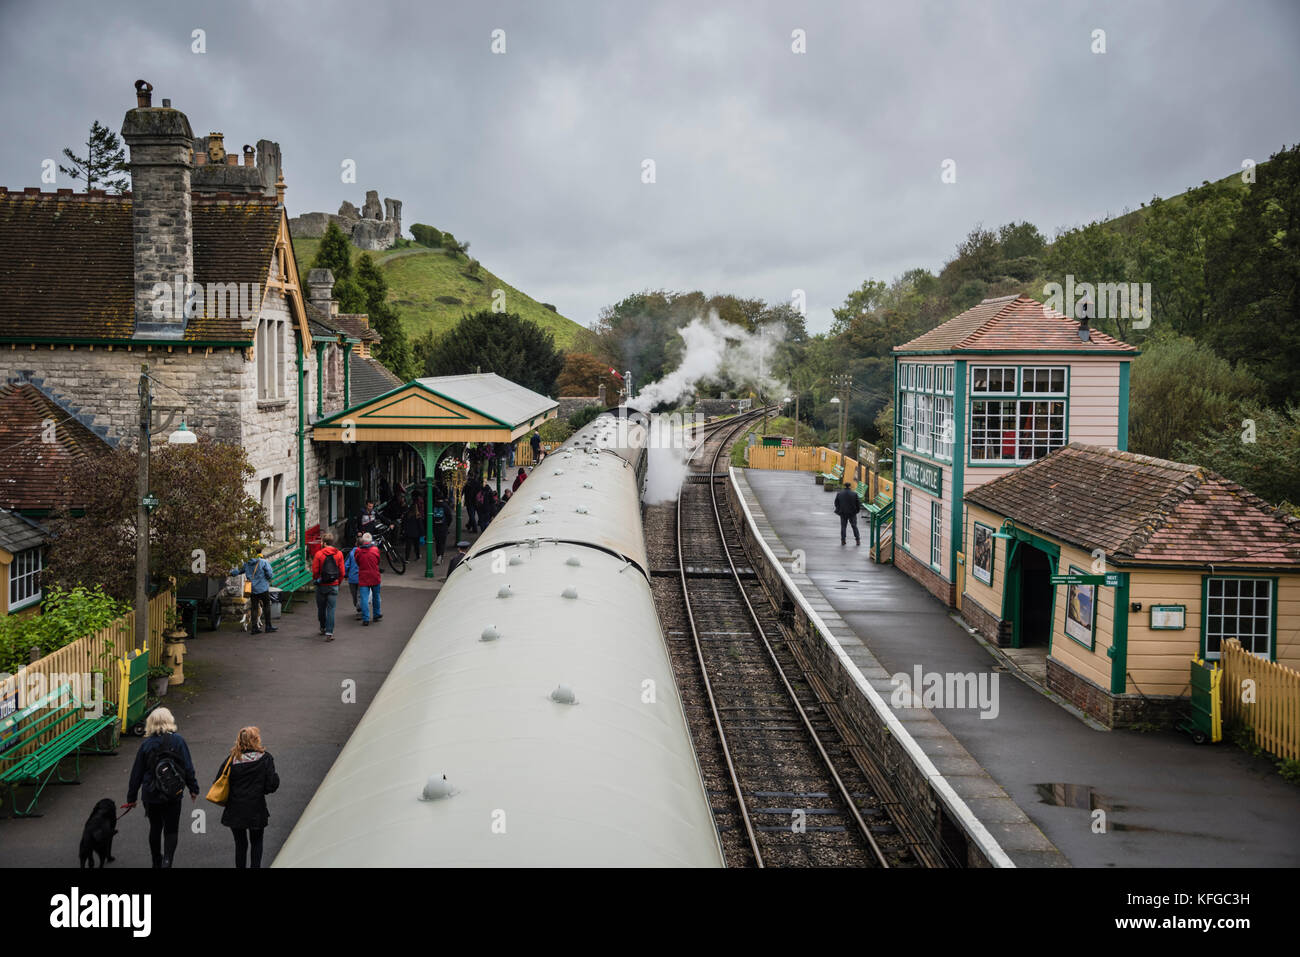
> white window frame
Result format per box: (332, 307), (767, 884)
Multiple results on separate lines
(930, 501), (942, 568)
(8, 547), (42, 612)
(1204, 577), (1273, 660)
(900, 391), (915, 449)
(915, 394), (933, 454)
(969, 398), (1066, 464)
(933, 395), (954, 460)
(901, 488), (912, 549)
(1021, 366), (1068, 396)
(970, 366), (1018, 395)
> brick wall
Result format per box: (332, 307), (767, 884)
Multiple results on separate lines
(961, 593), (1012, 646)
(896, 544), (956, 606)
(1046, 657), (1185, 729)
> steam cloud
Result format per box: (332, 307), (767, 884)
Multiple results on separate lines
(628, 311), (787, 412)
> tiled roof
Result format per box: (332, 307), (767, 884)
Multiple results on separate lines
(350, 356), (404, 404)
(302, 301), (379, 343)
(965, 444), (1300, 566)
(0, 188), (278, 343)
(0, 381), (112, 511)
(895, 295), (1137, 354)
(0, 509), (47, 554)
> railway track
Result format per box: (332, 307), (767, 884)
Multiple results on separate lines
(647, 412), (922, 867)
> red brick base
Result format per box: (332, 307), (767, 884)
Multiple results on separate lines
(896, 545), (956, 606)
(1046, 657), (1185, 729)
(961, 594), (1013, 646)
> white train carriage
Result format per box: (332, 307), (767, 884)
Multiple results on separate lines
(274, 417), (723, 867)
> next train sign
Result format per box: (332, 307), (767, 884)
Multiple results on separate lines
(899, 454), (942, 496)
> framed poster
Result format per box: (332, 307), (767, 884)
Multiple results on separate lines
(285, 494), (298, 544)
(1150, 605), (1186, 630)
(972, 522), (994, 585)
(1064, 564), (1097, 648)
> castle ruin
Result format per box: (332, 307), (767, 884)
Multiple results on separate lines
(289, 190), (403, 250)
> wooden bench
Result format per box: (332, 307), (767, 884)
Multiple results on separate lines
(819, 463), (845, 489)
(864, 491), (893, 515)
(0, 682), (118, 817)
(268, 549), (313, 612)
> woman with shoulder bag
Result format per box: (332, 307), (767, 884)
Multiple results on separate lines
(210, 726), (280, 868)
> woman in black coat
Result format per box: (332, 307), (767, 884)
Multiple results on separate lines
(214, 726), (280, 868)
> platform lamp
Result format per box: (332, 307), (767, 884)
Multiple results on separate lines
(991, 519), (1017, 541)
(134, 366), (193, 656)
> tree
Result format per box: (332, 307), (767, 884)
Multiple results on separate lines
(45, 439), (269, 604)
(60, 120), (130, 193)
(1206, 144), (1300, 406)
(419, 310), (565, 396)
(410, 223), (442, 247)
(1176, 404), (1300, 508)
(356, 253), (414, 380)
(310, 223), (366, 312)
(557, 352), (622, 403)
(1128, 336), (1262, 460)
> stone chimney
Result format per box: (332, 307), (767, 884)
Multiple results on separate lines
(121, 80), (194, 338)
(307, 268), (335, 315)
(598, 383), (606, 405)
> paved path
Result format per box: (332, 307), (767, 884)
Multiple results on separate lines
(743, 469), (1300, 867)
(0, 579), (439, 868)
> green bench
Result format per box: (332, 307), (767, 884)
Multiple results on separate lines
(864, 491), (892, 515)
(0, 682), (118, 817)
(819, 463), (845, 489)
(268, 549), (313, 612)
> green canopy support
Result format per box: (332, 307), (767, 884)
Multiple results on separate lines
(410, 441), (451, 579)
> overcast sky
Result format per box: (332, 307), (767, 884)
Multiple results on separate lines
(3, 0), (1297, 333)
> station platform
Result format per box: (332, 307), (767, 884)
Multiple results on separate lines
(0, 575), (442, 867)
(738, 468), (1300, 868)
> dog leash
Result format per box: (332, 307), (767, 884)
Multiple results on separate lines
(116, 805), (135, 822)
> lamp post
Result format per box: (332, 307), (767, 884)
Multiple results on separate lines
(135, 366), (191, 654)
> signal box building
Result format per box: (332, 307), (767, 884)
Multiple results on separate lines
(961, 445), (1300, 727)
(890, 295), (1137, 606)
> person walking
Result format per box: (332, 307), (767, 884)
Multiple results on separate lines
(212, 726), (279, 869)
(344, 544), (361, 619)
(512, 467), (528, 493)
(529, 430), (541, 464)
(834, 480), (862, 546)
(402, 498), (423, 563)
(124, 707), (200, 868)
(358, 500), (379, 539)
(477, 486), (496, 531)
(312, 533), (345, 641)
(231, 548), (276, 634)
(430, 488), (450, 564)
(355, 532), (383, 625)
(463, 476), (482, 533)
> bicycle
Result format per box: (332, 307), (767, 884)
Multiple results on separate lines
(370, 521), (407, 575)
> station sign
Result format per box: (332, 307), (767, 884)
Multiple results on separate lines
(898, 454), (942, 496)
(318, 478), (361, 488)
(1050, 572), (1122, 587)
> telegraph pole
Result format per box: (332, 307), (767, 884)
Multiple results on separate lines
(833, 373), (852, 481)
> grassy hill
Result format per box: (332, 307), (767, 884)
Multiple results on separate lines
(291, 237), (593, 351)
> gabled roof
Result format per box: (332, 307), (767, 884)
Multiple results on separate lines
(895, 295), (1137, 355)
(0, 381), (113, 511)
(304, 301), (380, 344)
(965, 443), (1300, 566)
(414, 373), (557, 427)
(0, 509), (46, 555)
(0, 188), (282, 343)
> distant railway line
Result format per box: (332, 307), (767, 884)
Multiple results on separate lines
(646, 412), (923, 867)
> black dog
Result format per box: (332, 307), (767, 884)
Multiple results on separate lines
(79, 799), (118, 868)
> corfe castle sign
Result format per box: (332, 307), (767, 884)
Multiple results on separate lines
(899, 454), (942, 496)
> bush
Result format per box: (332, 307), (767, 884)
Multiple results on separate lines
(539, 418), (574, 444)
(411, 223), (442, 248)
(567, 405), (602, 430)
(542, 303), (557, 312)
(0, 585), (130, 674)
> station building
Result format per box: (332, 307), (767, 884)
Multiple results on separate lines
(890, 294), (1137, 606)
(961, 444), (1300, 727)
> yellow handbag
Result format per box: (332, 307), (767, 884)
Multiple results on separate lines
(206, 755), (232, 806)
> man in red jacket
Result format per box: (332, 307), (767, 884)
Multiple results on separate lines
(354, 532), (383, 626)
(312, 533), (346, 641)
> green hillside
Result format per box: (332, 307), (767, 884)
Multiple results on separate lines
(290, 237), (593, 351)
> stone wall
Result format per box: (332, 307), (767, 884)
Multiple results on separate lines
(1046, 657), (1185, 729)
(960, 592), (1012, 646)
(896, 544), (956, 606)
(288, 188), (402, 250)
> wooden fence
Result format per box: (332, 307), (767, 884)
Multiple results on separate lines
(1, 591), (171, 753)
(1220, 639), (1300, 761)
(746, 445), (893, 501)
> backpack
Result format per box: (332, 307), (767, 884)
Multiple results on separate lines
(149, 733), (187, 800)
(431, 505), (446, 524)
(319, 549), (341, 583)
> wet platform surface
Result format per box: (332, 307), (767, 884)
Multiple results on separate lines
(740, 468), (1300, 867)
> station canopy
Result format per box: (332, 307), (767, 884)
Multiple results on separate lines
(312, 372), (558, 444)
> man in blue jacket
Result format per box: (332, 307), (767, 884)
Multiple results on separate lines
(231, 547), (277, 634)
